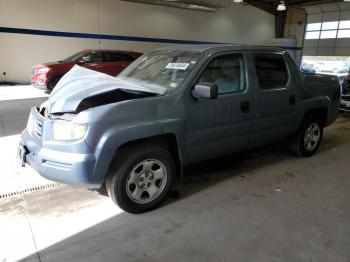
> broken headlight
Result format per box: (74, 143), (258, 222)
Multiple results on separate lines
(52, 120), (88, 141)
(27, 113), (34, 134)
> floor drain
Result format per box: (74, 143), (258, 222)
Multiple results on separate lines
(0, 182), (62, 199)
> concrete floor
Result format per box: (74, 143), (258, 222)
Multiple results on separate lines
(0, 88), (350, 262)
(0, 85), (48, 103)
(0, 88), (53, 197)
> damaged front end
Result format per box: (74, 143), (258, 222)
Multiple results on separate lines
(19, 64), (166, 187)
(32, 65), (161, 142)
(47, 65), (163, 114)
(19, 104), (101, 187)
(35, 101), (86, 142)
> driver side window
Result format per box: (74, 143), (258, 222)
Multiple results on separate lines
(199, 54), (245, 95)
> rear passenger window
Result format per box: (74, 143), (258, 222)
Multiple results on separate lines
(198, 54), (246, 95)
(122, 54), (135, 61)
(253, 53), (289, 89)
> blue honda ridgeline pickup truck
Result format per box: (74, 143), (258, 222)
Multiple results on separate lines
(18, 45), (340, 213)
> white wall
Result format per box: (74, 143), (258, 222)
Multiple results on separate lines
(0, 0), (275, 83)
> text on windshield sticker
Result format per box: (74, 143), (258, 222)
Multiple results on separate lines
(165, 63), (190, 70)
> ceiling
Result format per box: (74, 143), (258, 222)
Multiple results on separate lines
(246, 0), (343, 14)
(123, 0), (344, 13)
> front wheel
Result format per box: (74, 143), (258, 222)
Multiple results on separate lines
(47, 75), (62, 91)
(106, 143), (176, 213)
(290, 118), (323, 157)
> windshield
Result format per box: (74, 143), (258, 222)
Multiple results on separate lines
(62, 51), (86, 63)
(118, 50), (201, 93)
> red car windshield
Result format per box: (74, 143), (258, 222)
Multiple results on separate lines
(62, 51), (86, 63)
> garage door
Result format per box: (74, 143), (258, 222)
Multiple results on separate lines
(303, 3), (350, 56)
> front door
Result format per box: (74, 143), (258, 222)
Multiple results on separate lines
(80, 52), (104, 73)
(185, 53), (253, 164)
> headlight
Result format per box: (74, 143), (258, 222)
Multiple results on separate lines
(35, 67), (51, 74)
(53, 120), (88, 141)
(27, 113), (34, 134)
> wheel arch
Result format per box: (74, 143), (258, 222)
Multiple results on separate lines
(48, 73), (64, 90)
(94, 131), (184, 186)
(114, 134), (183, 180)
(300, 107), (328, 128)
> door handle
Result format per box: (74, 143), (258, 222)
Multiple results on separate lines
(241, 101), (250, 113)
(289, 95), (296, 105)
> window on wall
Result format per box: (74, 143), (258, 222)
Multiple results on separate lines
(305, 20), (350, 39)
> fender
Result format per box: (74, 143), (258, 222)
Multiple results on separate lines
(91, 118), (186, 183)
(296, 96), (331, 128)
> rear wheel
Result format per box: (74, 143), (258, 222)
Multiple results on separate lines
(290, 118), (323, 157)
(106, 143), (176, 213)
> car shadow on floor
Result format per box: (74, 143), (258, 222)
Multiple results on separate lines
(163, 126), (348, 207)
(165, 143), (292, 205)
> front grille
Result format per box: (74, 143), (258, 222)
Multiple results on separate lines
(340, 104), (350, 109)
(32, 113), (43, 138)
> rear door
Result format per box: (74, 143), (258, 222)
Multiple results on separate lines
(249, 52), (299, 146)
(185, 52), (253, 163)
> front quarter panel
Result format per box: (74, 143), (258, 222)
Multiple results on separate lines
(77, 95), (186, 183)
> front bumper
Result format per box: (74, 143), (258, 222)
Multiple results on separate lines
(340, 96), (350, 112)
(19, 109), (102, 188)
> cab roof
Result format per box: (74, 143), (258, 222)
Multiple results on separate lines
(156, 44), (286, 53)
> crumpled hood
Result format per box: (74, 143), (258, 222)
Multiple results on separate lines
(48, 65), (164, 114)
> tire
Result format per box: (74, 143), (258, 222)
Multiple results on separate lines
(289, 118), (323, 157)
(105, 143), (176, 213)
(47, 75), (62, 91)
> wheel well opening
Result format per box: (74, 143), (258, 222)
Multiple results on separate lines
(116, 134), (182, 179)
(303, 107), (328, 127)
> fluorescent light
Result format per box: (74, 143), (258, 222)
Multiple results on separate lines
(277, 4), (287, 12)
(277, 1), (286, 11)
(187, 4), (217, 11)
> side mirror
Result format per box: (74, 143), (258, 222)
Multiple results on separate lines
(192, 82), (218, 99)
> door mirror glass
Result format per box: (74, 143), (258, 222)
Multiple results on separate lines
(192, 82), (218, 99)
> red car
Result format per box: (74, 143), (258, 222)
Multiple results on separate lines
(31, 49), (143, 90)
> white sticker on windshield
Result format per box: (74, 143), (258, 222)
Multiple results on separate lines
(165, 63), (190, 70)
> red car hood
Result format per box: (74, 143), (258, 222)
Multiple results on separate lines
(32, 61), (73, 70)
